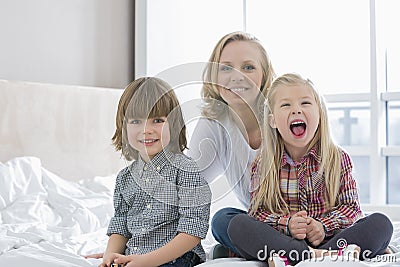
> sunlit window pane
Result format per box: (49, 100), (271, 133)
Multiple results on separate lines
(328, 108), (345, 145)
(327, 102), (370, 146)
(388, 157), (400, 204)
(376, 0), (400, 92)
(352, 156), (370, 204)
(388, 101), (400, 146)
(246, 0), (370, 94)
(147, 0), (243, 76)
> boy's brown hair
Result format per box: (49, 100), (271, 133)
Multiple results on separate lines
(112, 77), (187, 161)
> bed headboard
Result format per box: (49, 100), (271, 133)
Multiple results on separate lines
(0, 79), (126, 181)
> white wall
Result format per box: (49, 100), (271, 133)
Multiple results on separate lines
(0, 0), (133, 88)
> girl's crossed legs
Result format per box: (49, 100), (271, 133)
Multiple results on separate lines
(227, 213), (393, 265)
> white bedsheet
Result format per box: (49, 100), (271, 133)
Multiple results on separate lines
(1, 157), (399, 266)
(0, 157), (112, 266)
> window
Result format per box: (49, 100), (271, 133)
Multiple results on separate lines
(140, 0), (400, 204)
(146, 0), (243, 76)
(376, 0), (400, 92)
(247, 0), (370, 94)
(388, 157), (400, 204)
(388, 101), (400, 146)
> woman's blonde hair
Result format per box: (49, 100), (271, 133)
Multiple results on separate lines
(250, 73), (342, 215)
(201, 31), (275, 119)
(112, 77), (187, 161)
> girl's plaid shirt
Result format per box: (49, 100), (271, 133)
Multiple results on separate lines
(249, 147), (362, 237)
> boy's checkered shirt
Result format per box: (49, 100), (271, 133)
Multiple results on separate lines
(107, 150), (211, 261)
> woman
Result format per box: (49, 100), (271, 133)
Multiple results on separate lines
(187, 31), (275, 257)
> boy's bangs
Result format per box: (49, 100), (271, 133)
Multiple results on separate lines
(125, 90), (171, 119)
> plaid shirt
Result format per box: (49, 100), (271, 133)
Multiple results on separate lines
(250, 147), (362, 237)
(107, 150), (211, 261)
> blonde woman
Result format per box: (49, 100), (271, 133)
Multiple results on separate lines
(227, 73), (393, 266)
(187, 31), (275, 258)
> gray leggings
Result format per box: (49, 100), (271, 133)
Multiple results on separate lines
(227, 213), (393, 265)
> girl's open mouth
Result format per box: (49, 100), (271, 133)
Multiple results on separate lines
(290, 121), (306, 137)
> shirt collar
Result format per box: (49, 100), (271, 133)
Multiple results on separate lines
(281, 145), (320, 167)
(136, 149), (175, 172)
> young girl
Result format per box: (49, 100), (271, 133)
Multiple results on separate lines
(227, 73), (393, 266)
(187, 31), (275, 257)
(100, 77), (211, 267)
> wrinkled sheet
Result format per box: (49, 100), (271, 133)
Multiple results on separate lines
(0, 157), (112, 266)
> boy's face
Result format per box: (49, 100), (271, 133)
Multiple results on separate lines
(126, 116), (171, 162)
(269, 84), (320, 160)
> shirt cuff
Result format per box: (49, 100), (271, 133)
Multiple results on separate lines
(277, 216), (290, 236)
(318, 217), (338, 236)
(177, 217), (209, 239)
(107, 216), (131, 238)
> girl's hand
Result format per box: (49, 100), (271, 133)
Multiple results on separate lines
(306, 217), (325, 246)
(288, 210), (308, 240)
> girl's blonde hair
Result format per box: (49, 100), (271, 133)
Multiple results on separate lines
(250, 73), (342, 215)
(201, 31), (275, 119)
(112, 77), (187, 161)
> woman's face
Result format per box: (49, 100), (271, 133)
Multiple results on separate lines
(217, 41), (263, 109)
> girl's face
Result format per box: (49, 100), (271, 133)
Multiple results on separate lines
(217, 41), (263, 109)
(126, 116), (171, 162)
(269, 84), (320, 160)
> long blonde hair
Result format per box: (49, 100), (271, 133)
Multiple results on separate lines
(250, 73), (342, 215)
(201, 31), (275, 119)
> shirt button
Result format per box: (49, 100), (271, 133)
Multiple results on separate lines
(146, 178), (149, 182)
(143, 166), (147, 171)
(147, 204), (151, 209)
(142, 228), (146, 232)
(156, 166), (161, 171)
(133, 247), (138, 251)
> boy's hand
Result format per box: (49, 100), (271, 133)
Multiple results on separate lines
(306, 217), (325, 246)
(288, 210), (308, 240)
(83, 253), (104, 259)
(98, 252), (123, 267)
(113, 254), (150, 267)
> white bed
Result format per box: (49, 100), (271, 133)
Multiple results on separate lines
(1, 79), (400, 266)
